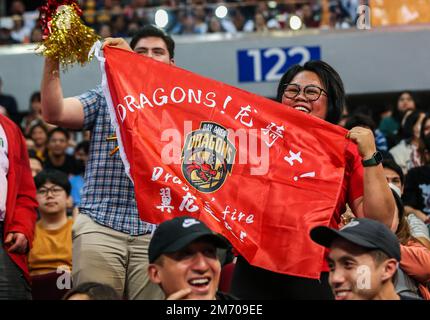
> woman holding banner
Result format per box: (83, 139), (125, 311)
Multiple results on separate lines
(230, 60), (396, 299)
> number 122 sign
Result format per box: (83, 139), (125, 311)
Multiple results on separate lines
(237, 46), (321, 83)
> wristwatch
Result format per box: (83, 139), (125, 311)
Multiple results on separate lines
(362, 151), (383, 167)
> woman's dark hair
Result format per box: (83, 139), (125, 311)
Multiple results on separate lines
(276, 60), (345, 124)
(34, 169), (71, 196)
(420, 116), (430, 165)
(420, 114), (430, 147)
(420, 113), (430, 141)
(400, 110), (422, 141)
(400, 110), (427, 165)
(62, 282), (120, 300)
(75, 140), (90, 154)
(48, 126), (70, 141)
(343, 114), (376, 132)
(392, 188), (430, 250)
(391, 189), (411, 245)
(392, 91), (417, 123)
(28, 121), (48, 139)
(382, 159), (404, 187)
(30, 91), (41, 103)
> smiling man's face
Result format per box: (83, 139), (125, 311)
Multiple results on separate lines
(148, 240), (221, 300)
(327, 238), (389, 300)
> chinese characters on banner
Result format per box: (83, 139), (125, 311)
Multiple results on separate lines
(101, 46), (348, 278)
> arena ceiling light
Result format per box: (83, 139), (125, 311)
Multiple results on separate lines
(289, 15), (302, 30)
(215, 5), (228, 19)
(155, 9), (169, 28)
(268, 1), (277, 9)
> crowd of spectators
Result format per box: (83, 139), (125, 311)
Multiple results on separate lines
(0, 79), (88, 219)
(1, 8), (429, 300)
(1, 69), (430, 299)
(0, 0), (367, 45)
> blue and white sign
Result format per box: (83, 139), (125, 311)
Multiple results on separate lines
(237, 46), (321, 83)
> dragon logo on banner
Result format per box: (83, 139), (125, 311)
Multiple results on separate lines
(182, 122), (236, 193)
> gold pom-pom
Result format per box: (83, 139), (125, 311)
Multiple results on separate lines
(37, 5), (100, 69)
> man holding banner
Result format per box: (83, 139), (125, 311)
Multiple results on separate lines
(40, 25), (175, 300)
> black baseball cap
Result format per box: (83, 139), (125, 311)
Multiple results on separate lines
(148, 216), (228, 263)
(310, 218), (401, 261)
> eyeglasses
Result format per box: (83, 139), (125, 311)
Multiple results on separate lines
(283, 83), (327, 102)
(37, 186), (65, 197)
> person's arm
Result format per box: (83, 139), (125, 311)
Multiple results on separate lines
(6, 126), (38, 253)
(40, 58), (84, 129)
(405, 206), (429, 223)
(347, 127), (396, 229)
(4, 233), (28, 253)
(41, 38), (132, 129)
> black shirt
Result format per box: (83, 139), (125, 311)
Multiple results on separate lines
(403, 166), (430, 215)
(44, 154), (79, 175)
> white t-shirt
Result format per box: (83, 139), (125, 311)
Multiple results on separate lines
(0, 124), (9, 221)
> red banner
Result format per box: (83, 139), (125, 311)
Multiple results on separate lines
(101, 46), (348, 278)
